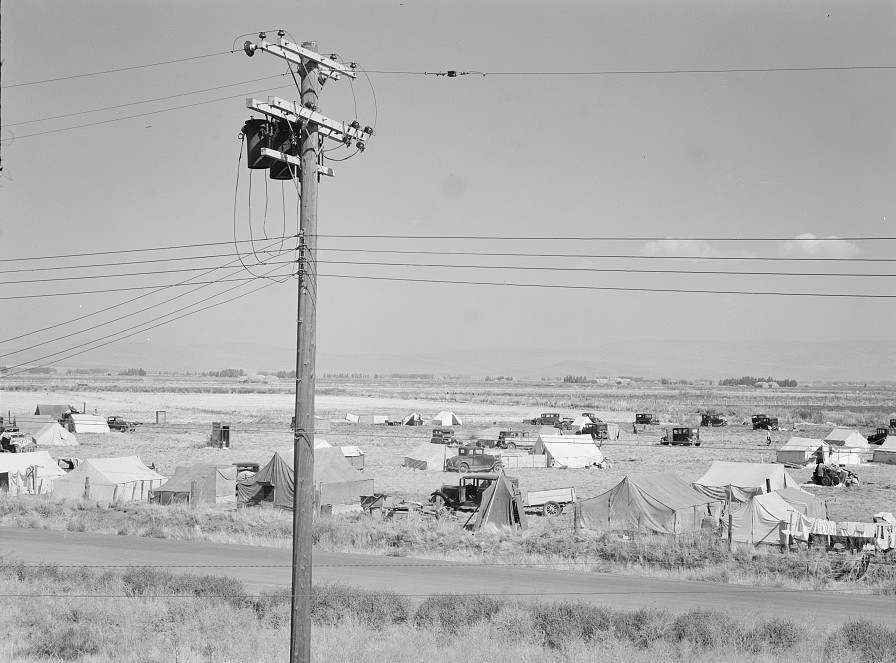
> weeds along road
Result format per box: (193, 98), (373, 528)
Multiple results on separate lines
(2, 527), (894, 627)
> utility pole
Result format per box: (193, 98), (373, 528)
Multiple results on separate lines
(241, 33), (373, 663)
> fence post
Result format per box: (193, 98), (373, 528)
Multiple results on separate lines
(728, 513), (733, 552)
(84, 476), (90, 500)
(190, 480), (198, 506)
(31, 465), (37, 493)
(573, 503), (581, 533)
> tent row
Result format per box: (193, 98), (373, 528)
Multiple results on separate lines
(344, 411), (462, 426)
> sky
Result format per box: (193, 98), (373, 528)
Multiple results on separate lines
(2, 1), (895, 371)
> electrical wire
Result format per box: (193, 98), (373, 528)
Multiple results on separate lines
(365, 64), (896, 76)
(1, 51), (235, 89)
(314, 234), (893, 242)
(317, 273), (896, 299)
(0, 278), (282, 301)
(2, 260), (294, 285)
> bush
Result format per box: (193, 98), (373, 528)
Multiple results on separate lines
(312, 583), (410, 628)
(825, 620), (896, 662)
(414, 594), (506, 633)
(20, 623), (103, 660)
(530, 602), (613, 649)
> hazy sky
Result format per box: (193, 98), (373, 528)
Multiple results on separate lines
(2, 1), (894, 367)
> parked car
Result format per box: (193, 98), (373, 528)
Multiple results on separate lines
(579, 422), (609, 440)
(868, 427), (896, 445)
(581, 413), (602, 423)
(430, 427), (458, 445)
(700, 414), (727, 427)
(751, 414), (779, 430)
(554, 416), (576, 431)
(524, 413), (561, 426)
(107, 416), (140, 432)
(428, 474), (575, 518)
(635, 413), (656, 425)
(660, 426), (701, 446)
(497, 430), (535, 450)
(444, 446), (502, 473)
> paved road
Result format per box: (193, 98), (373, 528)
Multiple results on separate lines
(2, 527), (894, 627)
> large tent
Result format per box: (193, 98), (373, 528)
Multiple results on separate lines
(472, 474), (528, 531)
(34, 404), (73, 419)
(579, 472), (721, 535)
(432, 411), (462, 426)
(873, 437), (896, 464)
(150, 464), (236, 505)
(32, 423), (79, 447)
(776, 438), (826, 466)
(828, 447), (864, 466)
(402, 412), (424, 426)
(53, 456), (164, 502)
(358, 414), (389, 425)
(68, 414), (110, 434)
(0, 451), (66, 495)
(533, 435), (604, 468)
(693, 461), (798, 504)
(774, 487), (827, 520)
(13, 415), (56, 433)
(721, 492), (797, 545)
(238, 447), (374, 510)
(824, 428), (869, 448)
(403, 442), (454, 471)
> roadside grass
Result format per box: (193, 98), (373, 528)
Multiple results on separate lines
(1, 562), (892, 663)
(1, 496), (885, 593)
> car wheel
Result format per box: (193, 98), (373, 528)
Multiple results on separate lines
(821, 476), (833, 486)
(506, 442), (517, 450)
(543, 501), (561, 517)
(459, 463), (470, 473)
(695, 442), (701, 447)
(491, 461), (503, 472)
(431, 494), (446, 509)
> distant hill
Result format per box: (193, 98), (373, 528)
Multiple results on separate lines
(43, 339), (896, 382)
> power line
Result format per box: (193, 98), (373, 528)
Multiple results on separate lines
(0, 277), (287, 301)
(1, 51), (236, 89)
(369, 64), (896, 76)
(310, 258), (894, 279)
(0, 236), (297, 263)
(318, 273), (896, 299)
(0, 251), (271, 275)
(2, 260), (294, 285)
(316, 233), (893, 242)
(3, 74), (288, 127)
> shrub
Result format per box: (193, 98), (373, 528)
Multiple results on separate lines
(530, 602), (613, 649)
(824, 620), (896, 662)
(19, 623), (103, 660)
(414, 594), (506, 633)
(668, 609), (743, 649)
(312, 583), (410, 628)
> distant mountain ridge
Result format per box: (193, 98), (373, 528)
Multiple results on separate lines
(40, 339), (896, 382)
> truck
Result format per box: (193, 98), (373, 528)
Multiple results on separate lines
(444, 445), (503, 473)
(700, 414), (727, 427)
(525, 413), (561, 426)
(635, 413), (656, 425)
(751, 414), (779, 430)
(428, 473), (575, 517)
(579, 422), (609, 440)
(660, 426), (701, 446)
(107, 416), (139, 432)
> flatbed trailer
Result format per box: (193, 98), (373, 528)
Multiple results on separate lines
(523, 487), (576, 516)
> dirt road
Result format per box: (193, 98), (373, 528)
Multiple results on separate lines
(2, 527), (893, 627)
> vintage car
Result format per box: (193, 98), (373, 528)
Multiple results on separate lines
(444, 446), (502, 473)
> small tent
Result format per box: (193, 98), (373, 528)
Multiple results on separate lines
(68, 414), (110, 434)
(579, 472), (721, 535)
(34, 404), (73, 419)
(873, 437), (896, 465)
(339, 445), (365, 470)
(570, 416), (592, 432)
(32, 423), (79, 447)
(473, 427), (504, 445)
(721, 492), (797, 545)
(344, 413), (360, 423)
(828, 447), (864, 466)
(0, 451), (66, 495)
(402, 413), (424, 426)
(776, 438), (826, 466)
(432, 411), (462, 426)
(693, 461), (798, 504)
(472, 474), (528, 531)
(403, 442), (454, 471)
(358, 414), (389, 425)
(533, 435), (604, 468)
(774, 487), (827, 520)
(53, 456), (164, 502)
(824, 428), (869, 448)
(150, 464), (237, 505)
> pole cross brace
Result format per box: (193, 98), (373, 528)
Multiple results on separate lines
(247, 97), (373, 147)
(259, 147), (335, 177)
(248, 37), (357, 80)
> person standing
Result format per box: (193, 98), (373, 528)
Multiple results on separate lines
(766, 431), (772, 446)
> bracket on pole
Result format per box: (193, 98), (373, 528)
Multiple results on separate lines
(247, 96), (374, 149)
(245, 37), (357, 80)
(259, 147), (335, 177)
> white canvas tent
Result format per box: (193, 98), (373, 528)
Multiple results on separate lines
(570, 416), (592, 431)
(403, 442), (454, 471)
(68, 414), (110, 434)
(824, 428), (869, 448)
(533, 435), (604, 468)
(402, 412), (424, 426)
(0, 451), (65, 495)
(339, 445), (365, 470)
(358, 414), (389, 425)
(776, 438), (826, 466)
(873, 437), (896, 465)
(53, 456), (164, 502)
(693, 461), (798, 504)
(32, 422), (79, 447)
(721, 492), (797, 545)
(13, 415), (55, 433)
(432, 411), (462, 426)
(828, 447), (864, 466)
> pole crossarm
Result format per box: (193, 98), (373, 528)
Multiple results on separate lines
(246, 96), (374, 148)
(258, 147), (335, 177)
(246, 37), (357, 80)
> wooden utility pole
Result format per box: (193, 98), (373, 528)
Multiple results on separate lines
(242, 33), (371, 663)
(291, 41), (320, 663)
